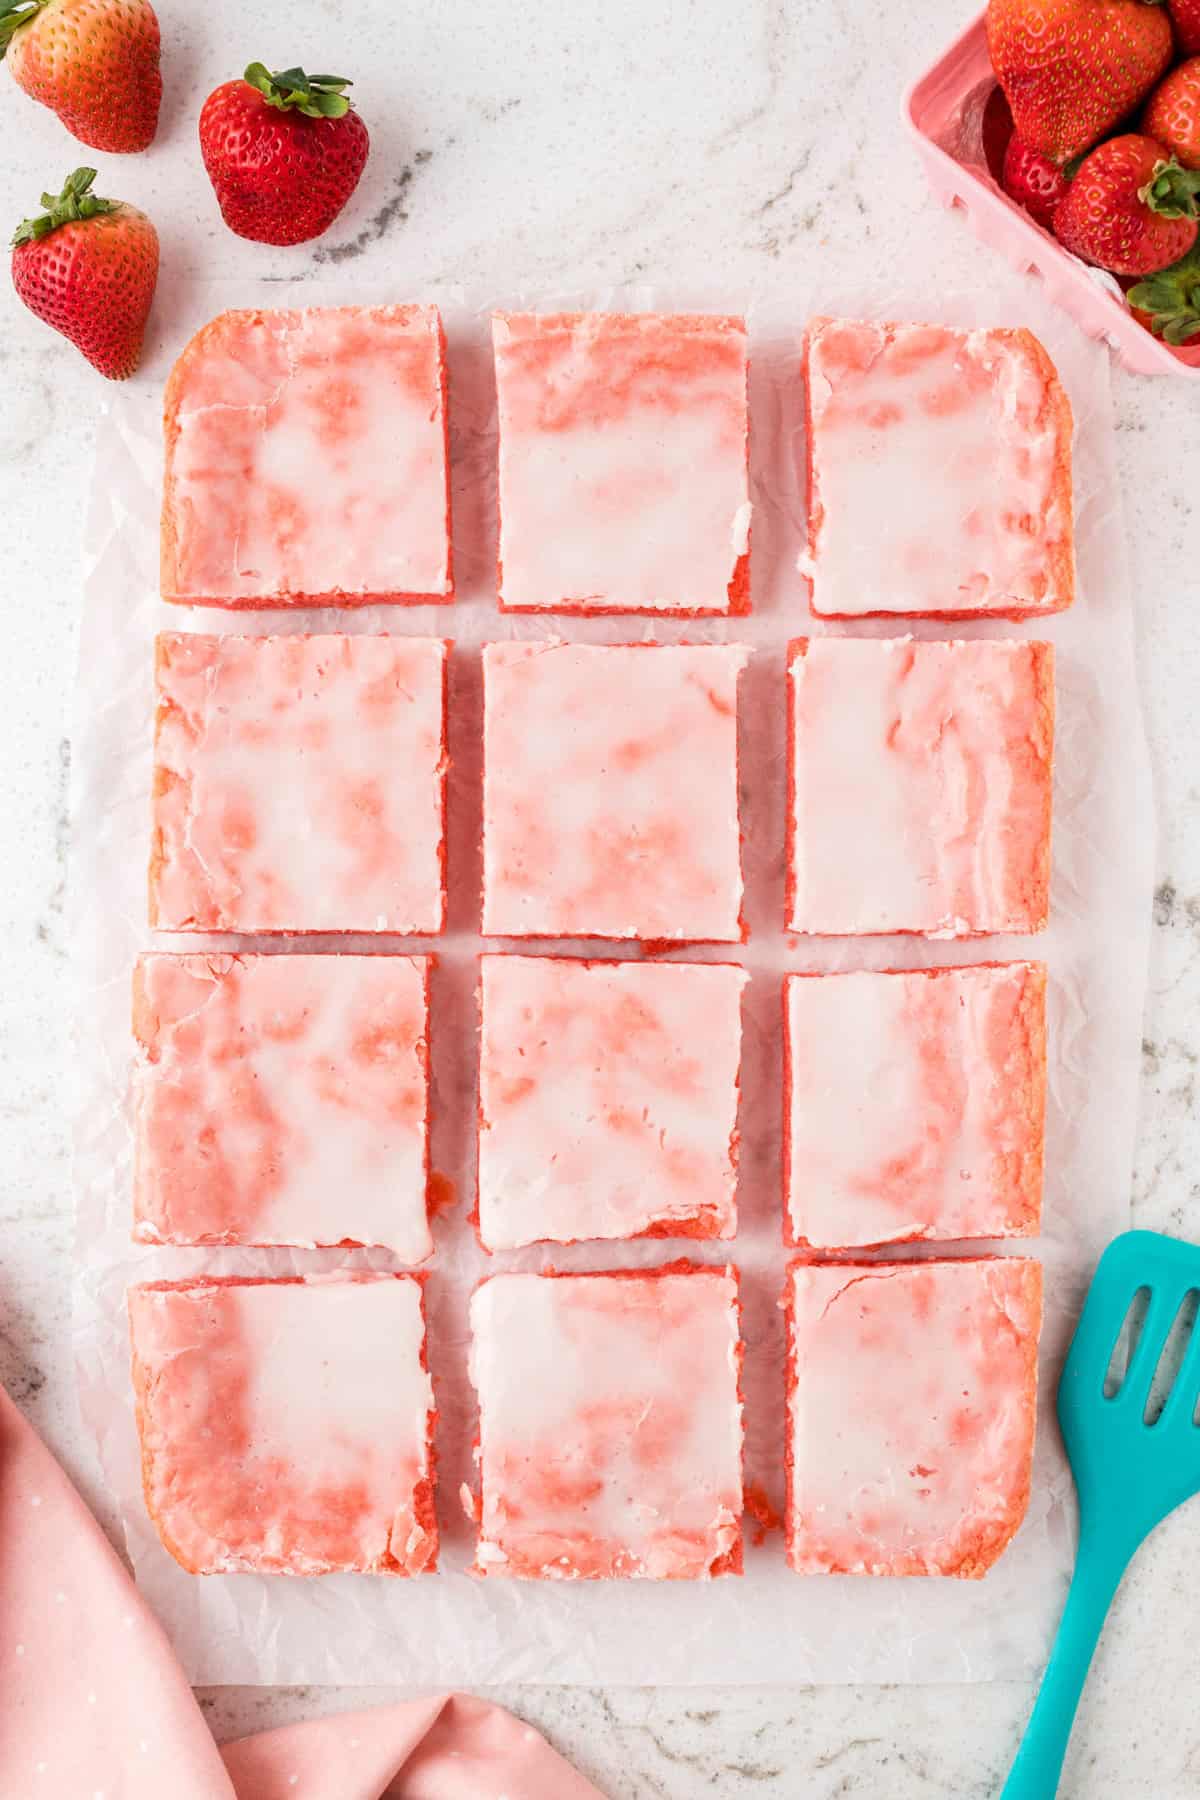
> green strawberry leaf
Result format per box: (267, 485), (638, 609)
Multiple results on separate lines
(11, 168), (116, 247)
(242, 62), (354, 119)
(1129, 244), (1200, 344)
(1141, 159), (1200, 221)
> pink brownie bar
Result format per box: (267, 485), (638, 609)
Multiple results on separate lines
(477, 955), (747, 1250)
(787, 636), (1054, 937)
(470, 1266), (744, 1579)
(481, 641), (748, 942)
(785, 1257), (1042, 1577)
(133, 952), (433, 1260)
(801, 317), (1074, 620)
(161, 305), (452, 607)
(150, 634), (448, 935)
(128, 1274), (438, 1576)
(493, 312), (751, 614)
(784, 964), (1047, 1250)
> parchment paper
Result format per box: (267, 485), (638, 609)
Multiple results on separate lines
(70, 276), (1154, 1686)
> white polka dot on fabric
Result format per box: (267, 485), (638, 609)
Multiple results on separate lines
(34, 1762), (46, 1775)
(87, 1692), (97, 1705)
(30, 1494), (41, 1507)
(15, 1645), (25, 1657)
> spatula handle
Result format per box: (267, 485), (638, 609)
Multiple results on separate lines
(1000, 1538), (1131, 1799)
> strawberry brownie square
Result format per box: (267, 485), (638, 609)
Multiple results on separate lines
(150, 633), (448, 934)
(128, 1274), (437, 1576)
(477, 955), (747, 1250)
(784, 963), (1047, 1250)
(470, 1266), (744, 1579)
(787, 636), (1054, 937)
(133, 952), (433, 1260)
(801, 317), (1074, 619)
(493, 311), (751, 614)
(482, 641), (748, 941)
(785, 1257), (1042, 1577)
(161, 304), (452, 607)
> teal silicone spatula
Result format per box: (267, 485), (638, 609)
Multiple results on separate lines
(1002, 1230), (1200, 1798)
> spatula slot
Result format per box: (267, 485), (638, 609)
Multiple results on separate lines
(1144, 1290), (1199, 1426)
(1103, 1286), (1152, 1399)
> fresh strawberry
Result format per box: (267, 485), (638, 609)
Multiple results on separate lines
(986, 0), (1173, 164)
(1143, 58), (1200, 170)
(11, 167), (158, 378)
(1054, 133), (1200, 275)
(1168, 0), (1200, 53)
(0, 0), (160, 153)
(1003, 134), (1072, 225)
(199, 63), (370, 247)
(1127, 242), (1200, 340)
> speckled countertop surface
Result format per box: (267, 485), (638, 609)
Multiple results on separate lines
(2, 0), (1199, 1793)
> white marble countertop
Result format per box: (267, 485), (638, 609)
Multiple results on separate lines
(2, 0), (1199, 1792)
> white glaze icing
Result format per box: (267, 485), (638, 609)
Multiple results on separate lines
(151, 634), (448, 934)
(477, 956), (746, 1249)
(482, 641), (749, 941)
(128, 1275), (436, 1575)
(785, 965), (1046, 1249)
(162, 305), (452, 605)
(787, 636), (1054, 937)
(493, 311), (750, 613)
(470, 1269), (743, 1579)
(801, 317), (1073, 618)
(787, 1259), (1042, 1577)
(133, 952), (432, 1260)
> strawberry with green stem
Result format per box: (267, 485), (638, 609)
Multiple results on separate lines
(199, 63), (370, 247)
(11, 167), (159, 378)
(1054, 132), (1200, 275)
(0, 0), (160, 153)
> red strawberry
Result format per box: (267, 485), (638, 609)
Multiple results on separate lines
(1168, 0), (1200, 53)
(1127, 241), (1200, 339)
(986, 0), (1173, 164)
(1144, 58), (1200, 170)
(1003, 134), (1072, 225)
(199, 64), (370, 247)
(0, 0), (160, 153)
(11, 167), (158, 378)
(1054, 133), (1200, 275)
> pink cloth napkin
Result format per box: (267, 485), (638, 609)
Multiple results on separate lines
(0, 1385), (604, 1798)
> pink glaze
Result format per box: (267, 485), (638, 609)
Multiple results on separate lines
(477, 955), (746, 1249)
(784, 964), (1046, 1249)
(787, 636), (1054, 937)
(786, 1257), (1042, 1577)
(801, 317), (1074, 620)
(493, 311), (751, 614)
(150, 634), (448, 935)
(128, 1274), (438, 1577)
(482, 641), (748, 942)
(133, 952), (432, 1259)
(470, 1267), (744, 1579)
(161, 305), (452, 607)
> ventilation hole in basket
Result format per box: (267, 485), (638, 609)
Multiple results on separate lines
(1145, 1292), (1198, 1425)
(1103, 1286), (1151, 1398)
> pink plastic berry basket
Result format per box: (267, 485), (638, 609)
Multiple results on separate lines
(904, 9), (1200, 380)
